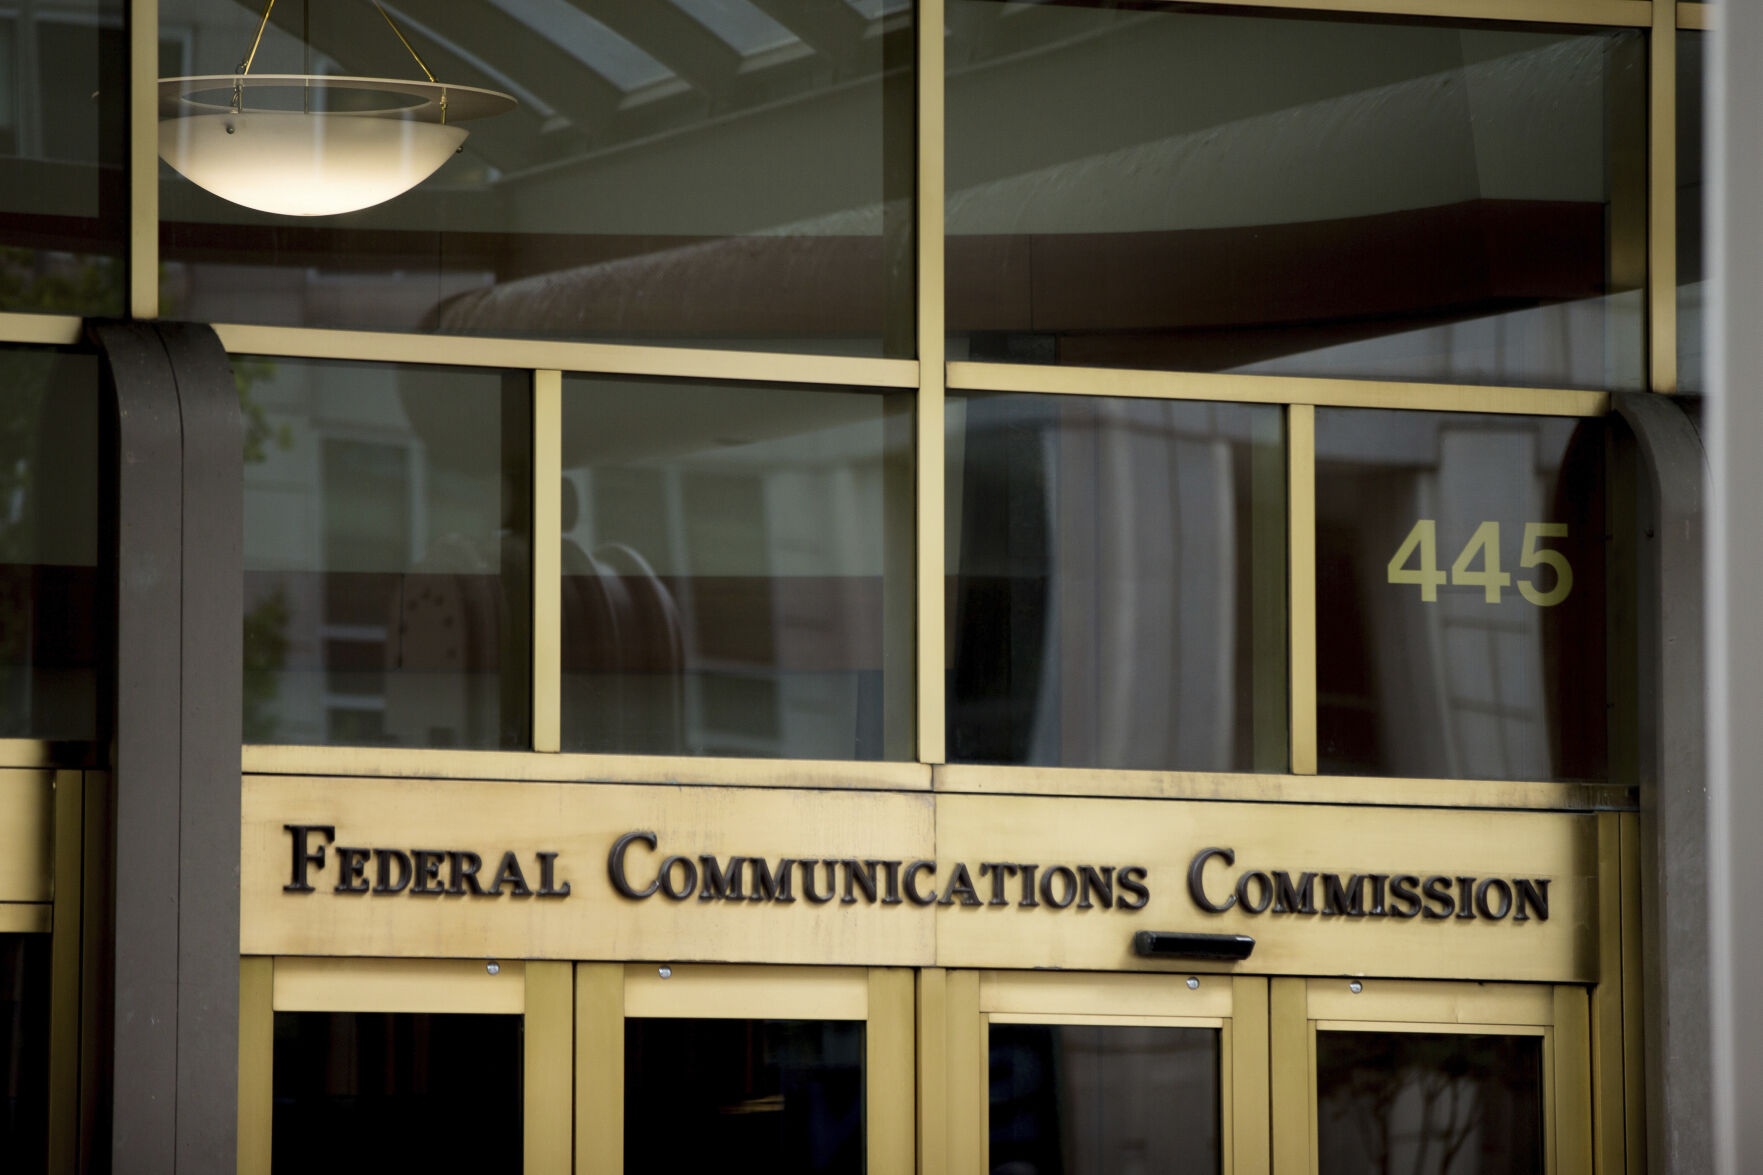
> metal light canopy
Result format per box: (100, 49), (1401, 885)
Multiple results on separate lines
(157, 2), (515, 217)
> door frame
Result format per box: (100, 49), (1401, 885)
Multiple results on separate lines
(1270, 977), (1592, 1175)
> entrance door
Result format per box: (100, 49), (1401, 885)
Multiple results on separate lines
(957, 970), (1270, 1174)
(574, 963), (914, 1175)
(1270, 979), (1592, 1175)
(237, 956), (572, 1173)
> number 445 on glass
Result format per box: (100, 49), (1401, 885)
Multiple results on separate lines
(1386, 520), (1573, 606)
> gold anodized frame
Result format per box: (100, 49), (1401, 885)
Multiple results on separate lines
(0, 0), (1670, 1168)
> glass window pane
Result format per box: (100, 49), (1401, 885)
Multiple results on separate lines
(272, 1011), (522, 1167)
(241, 358), (532, 748)
(158, 0), (913, 356)
(0, 348), (100, 740)
(1316, 1031), (1543, 1175)
(1315, 409), (1608, 781)
(947, 2), (1645, 391)
(0, 935), (51, 1167)
(948, 395), (1286, 772)
(0, 0), (126, 316)
(625, 1018), (865, 1175)
(989, 1022), (1220, 1175)
(560, 376), (912, 760)
(1679, 32), (1706, 393)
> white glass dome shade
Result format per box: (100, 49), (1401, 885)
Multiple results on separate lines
(158, 75), (516, 217)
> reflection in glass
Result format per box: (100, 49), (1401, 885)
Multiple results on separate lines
(159, 0), (913, 356)
(272, 1011), (522, 1168)
(0, 0), (126, 316)
(1315, 409), (1608, 781)
(989, 1022), (1220, 1175)
(948, 395), (1286, 771)
(0, 349), (99, 739)
(560, 376), (911, 759)
(1679, 33), (1706, 392)
(947, 2), (1645, 390)
(240, 358), (531, 747)
(1317, 1031), (1543, 1175)
(0, 935), (51, 1167)
(626, 1018), (864, 1175)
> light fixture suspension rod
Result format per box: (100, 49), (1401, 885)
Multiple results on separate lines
(371, 2), (436, 84)
(236, 0), (277, 75)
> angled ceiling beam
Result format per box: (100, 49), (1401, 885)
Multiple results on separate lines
(745, 0), (872, 70)
(562, 0), (743, 100)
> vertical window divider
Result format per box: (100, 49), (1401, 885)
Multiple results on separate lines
(46, 769), (84, 1171)
(1288, 404), (1318, 775)
(236, 956), (274, 1174)
(1651, 0), (1678, 392)
(533, 370), (563, 753)
(917, 0), (947, 766)
(130, 0), (160, 319)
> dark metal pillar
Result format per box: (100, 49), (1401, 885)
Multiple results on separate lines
(89, 321), (241, 1174)
(1613, 392), (1708, 1175)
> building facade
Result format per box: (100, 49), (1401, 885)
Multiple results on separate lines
(0, 0), (1729, 1170)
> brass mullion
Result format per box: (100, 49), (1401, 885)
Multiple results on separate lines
(524, 961), (573, 1175)
(573, 964), (623, 1175)
(0, 314), (82, 347)
(917, 0), (947, 765)
(130, 0), (158, 318)
(210, 324), (918, 387)
(948, 361), (1611, 417)
(866, 968), (916, 1175)
(1268, 977), (1310, 1175)
(1592, 812), (1627, 1174)
(1677, 3), (1712, 31)
(1288, 405), (1318, 776)
(45, 770), (82, 1173)
(236, 957), (274, 1175)
(1650, 0), (1678, 392)
(1162, 0), (1651, 25)
(532, 370), (562, 753)
(1230, 975), (1272, 1175)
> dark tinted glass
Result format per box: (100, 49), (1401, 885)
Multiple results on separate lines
(561, 376), (911, 759)
(947, 2), (1644, 390)
(159, 0), (912, 356)
(1679, 33), (1706, 392)
(0, 935), (51, 1168)
(989, 1022), (1220, 1175)
(1315, 409), (1608, 781)
(0, 348), (99, 739)
(273, 1011), (522, 1168)
(625, 1018), (864, 1175)
(241, 358), (531, 747)
(1317, 1031), (1543, 1175)
(948, 395), (1286, 771)
(0, 0), (126, 316)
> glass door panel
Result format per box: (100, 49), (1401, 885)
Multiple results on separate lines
(239, 957), (571, 1174)
(1270, 978), (1591, 1175)
(1315, 1030), (1545, 1174)
(576, 964), (914, 1175)
(974, 971), (1268, 1175)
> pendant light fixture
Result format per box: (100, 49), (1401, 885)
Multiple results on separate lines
(158, 1), (515, 217)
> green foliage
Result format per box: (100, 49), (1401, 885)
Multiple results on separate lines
(242, 587), (291, 743)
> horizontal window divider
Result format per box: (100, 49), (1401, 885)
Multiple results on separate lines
(0, 741), (102, 771)
(945, 362), (1612, 417)
(0, 314), (82, 347)
(930, 762), (1638, 812)
(242, 745), (933, 791)
(211, 324), (920, 387)
(0, 903), (52, 934)
(1189, 0), (1651, 27)
(1679, 3), (1713, 30)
